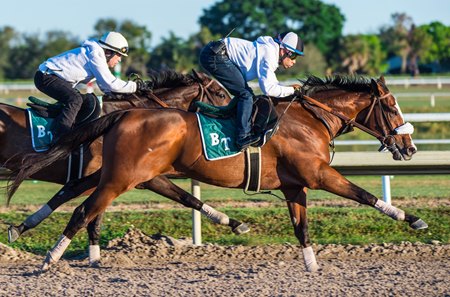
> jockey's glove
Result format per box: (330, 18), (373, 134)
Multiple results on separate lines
(292, 84), (302, 97)
(136, 80), (154, 93)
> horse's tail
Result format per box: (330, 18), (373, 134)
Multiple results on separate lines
(6, 110), (129, 205)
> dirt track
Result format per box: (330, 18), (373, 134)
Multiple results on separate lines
(0, 228), (448, 297)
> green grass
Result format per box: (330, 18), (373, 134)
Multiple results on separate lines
(0, 175), (448, 254)
(0, 206), (447, 255)
(2, 175), (449, 206)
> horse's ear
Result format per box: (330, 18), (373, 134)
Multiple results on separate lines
(191, 69), (202, 82)
(370, 78), (381, 96)
(379, 76), (386, 84)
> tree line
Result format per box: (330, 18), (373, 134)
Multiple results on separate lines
(0, 0), (449, 81)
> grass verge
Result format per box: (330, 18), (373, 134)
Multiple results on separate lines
(0, 206), (447, 256)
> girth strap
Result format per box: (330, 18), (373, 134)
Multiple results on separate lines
(244, 146), (261, 193)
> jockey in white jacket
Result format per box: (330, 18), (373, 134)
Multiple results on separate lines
(34, 31), (152, 141)
(199, 31), (304, 150)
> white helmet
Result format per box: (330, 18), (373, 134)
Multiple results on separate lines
(274, 32), (304, 57)
(99, 32), (129, 56)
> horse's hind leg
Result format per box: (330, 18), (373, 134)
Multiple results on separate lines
(138, 176), (249, 234)
(282, 187), (319, 272)
(312, 164), (427, 229)
(7, 171), (101, 243)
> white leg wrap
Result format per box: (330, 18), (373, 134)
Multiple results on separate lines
(302, 246), (319, 272)
(89, 245), (101, 265)
(24, 204), (53, 228)
(48, 235), (71, 263)
(200, 204), (230, 225)
(375, 200), (405, 221)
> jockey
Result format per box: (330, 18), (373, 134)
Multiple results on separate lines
(199, 31), (304, 150)
(34, 31), (152, 142)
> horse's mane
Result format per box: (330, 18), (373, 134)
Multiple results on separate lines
(300, 75), (372, 95)
(103, 69), (196, 101)
(147, 69), (195, 89)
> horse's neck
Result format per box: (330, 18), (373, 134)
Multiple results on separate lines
(280, 90), (373, 139)
(314, 90), (373, 120)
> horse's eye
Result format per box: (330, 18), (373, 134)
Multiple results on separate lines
(218, 92), (226, 99)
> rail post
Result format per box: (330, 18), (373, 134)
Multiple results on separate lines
(382, 176), (392, 204)
(191, 179), (202, 245)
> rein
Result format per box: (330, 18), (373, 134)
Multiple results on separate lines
(197, 79), (215, 103)
(300, 93), (394, 144)
(131, 92), (169, 108)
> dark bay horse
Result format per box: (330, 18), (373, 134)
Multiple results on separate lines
(10, 75), (426, 272)
(4, 69), (247, 264)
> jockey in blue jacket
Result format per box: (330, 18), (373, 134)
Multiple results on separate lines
(199, 31), (304, 150)
(34, 31), (152, 142)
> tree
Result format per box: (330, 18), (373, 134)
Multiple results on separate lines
(0, 26), (16, 80)
(407, 25), (432, 76)
(379, 13), (412, 74)
(199, 0), (344, 62)
(339, 34), (369, 74)
(6, 33), (42, 79)
(147, 32), (192, 72)
(421, 22), (450, 69)
(338, 34), (386, 75)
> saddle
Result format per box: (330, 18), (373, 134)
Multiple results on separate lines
(195, 95), (279, 146)
(27, 94), (102, 126)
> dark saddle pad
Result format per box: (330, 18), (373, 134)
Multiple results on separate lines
(195, 95), (279, 146)
(27, 94), (102, 125)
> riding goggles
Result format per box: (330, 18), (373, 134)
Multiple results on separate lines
(282, 42), (304, 59)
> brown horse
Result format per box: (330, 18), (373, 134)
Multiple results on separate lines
(10, 75), (426, 272)
(4, 69), (248, 264)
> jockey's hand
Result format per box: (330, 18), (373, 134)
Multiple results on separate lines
(136, 80), (153, 93)
(292, 84), (302, 96)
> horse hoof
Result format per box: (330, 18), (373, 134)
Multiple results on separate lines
(410, 219), (428, 230)
(89, 260), (101, 268)
(41, 262), (51, 272)
(41, 251), (55, 272)
(232, 223), (250, 235)
(7, 225), (20, 243)
(306, 263), (320, 273)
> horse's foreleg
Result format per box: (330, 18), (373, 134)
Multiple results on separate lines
(42, 185), (118, 271)
(314, 164), (427, 229)
(7, 171), (101, 243)
(282, 188), (319, 272)
(86, 213), (104, 266)
(138, 176), (249, 234)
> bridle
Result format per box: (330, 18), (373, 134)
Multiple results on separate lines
(299, 91), (413, 155)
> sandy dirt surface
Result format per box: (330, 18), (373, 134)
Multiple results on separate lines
(0, 228), (448, 297)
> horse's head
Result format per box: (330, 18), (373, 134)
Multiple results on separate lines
(360, 76), (416, 161)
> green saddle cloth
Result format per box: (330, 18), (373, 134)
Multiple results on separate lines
(27, 108), (55, 152)
(194, 97), (238, 118)
(196, 112), (242, 161)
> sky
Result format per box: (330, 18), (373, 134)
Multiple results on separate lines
(1, 0), (449, 46)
